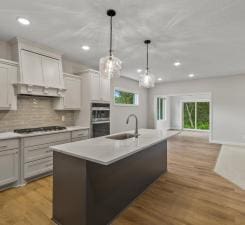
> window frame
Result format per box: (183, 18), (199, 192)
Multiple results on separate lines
(113, 87), (139, 107)
(182, 100), (210, 131)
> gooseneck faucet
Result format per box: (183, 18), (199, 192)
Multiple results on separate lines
(126, 114), (139, 138)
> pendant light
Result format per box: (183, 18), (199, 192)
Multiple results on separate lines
(139, 40), (155, 88)
(100, 9), (122, 79)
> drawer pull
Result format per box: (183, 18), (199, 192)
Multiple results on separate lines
(45, 164), (53, 167)
(0, 145), (7, 148)
(28, 161), (52, 167)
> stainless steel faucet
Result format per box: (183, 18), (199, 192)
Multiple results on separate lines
(126, 114), (139, 138)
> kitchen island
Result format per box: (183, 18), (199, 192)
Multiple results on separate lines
(51, 129), (178, 225)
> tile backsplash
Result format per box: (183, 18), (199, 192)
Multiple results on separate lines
(0, 96), (75, 132)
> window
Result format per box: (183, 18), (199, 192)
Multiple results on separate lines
(183, 101), (210, 130)
(156, 97), (166, 120)
(114, 88), (139, 106)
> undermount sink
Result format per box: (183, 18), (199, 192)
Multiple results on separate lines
(106, 133), (138, 140)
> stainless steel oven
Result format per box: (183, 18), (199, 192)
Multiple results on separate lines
(91, 103), (110, 137)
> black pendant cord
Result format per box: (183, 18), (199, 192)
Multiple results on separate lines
(144, 40), (151, 75)
(146, 42), (149, 74)
(109, 15), (113, 57)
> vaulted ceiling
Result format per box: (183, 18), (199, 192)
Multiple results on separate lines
(0, 0), (245, 82)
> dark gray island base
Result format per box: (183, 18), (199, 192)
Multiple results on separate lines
(53, 140), (167, 225)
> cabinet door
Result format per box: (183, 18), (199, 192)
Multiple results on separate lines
(0, 66), (9, 108)
(90, 72), (101, 101)
(100, 77), (111, 102)
(20, 50), (44, 85)
(64, 76), (81, 109)
(0, 149), (18, 186)
(42, 56), (63, 88)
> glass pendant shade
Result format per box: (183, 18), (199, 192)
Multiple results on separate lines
(100, 9), (122, 79)
(100, 54), (122, 79)
(139, 40), (155, 88)
(139, 71), (155, 88)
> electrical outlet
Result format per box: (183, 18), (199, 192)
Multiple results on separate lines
(61, 115), (65, 122)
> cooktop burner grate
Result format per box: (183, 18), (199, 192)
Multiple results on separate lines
(14, 126), (67, 134)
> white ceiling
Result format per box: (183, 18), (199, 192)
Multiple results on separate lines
(0, 0), (245, 82)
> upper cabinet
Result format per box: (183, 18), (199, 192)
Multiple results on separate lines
(10, 38), (65, 97)
(0, 59), (18, 110)
(54, 73), (81, 110)
(80, 70), (111, 102)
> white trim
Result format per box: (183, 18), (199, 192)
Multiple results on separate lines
(0, 58), (18, 66)
(210, 139), (245, 147)
(113, 87), (139, 107)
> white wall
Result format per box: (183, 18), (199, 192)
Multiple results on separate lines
(110, 77), (148, 133)
(62, 58), (88, 74)
(148, 75), (245, 145)
(0, 41), (12, 60)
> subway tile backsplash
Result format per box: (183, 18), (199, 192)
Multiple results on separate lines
(0, 96), (75, 132)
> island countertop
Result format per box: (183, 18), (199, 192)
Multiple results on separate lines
(51, 129), (179, 165)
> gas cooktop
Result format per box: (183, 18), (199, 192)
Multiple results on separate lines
(14, 126), (67, 134)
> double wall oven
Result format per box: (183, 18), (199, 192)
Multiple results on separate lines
(91, 103), (110, 138)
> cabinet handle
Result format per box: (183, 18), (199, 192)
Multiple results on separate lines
(46, 164), (53, 167)
(46, 150), (53, 153)
(0, 145), (7, 149)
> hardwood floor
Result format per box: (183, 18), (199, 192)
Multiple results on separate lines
(1, 133), (245, 225)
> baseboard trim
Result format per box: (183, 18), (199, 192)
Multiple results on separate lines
(210, 139), (245, 147)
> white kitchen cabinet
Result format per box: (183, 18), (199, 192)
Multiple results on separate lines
(20, 50), (44, 86)
(54, 73), (81, 110)
(90, 71), (101, 101)
(100, 77), (111, 102)
(80, 69), (111, 102)
(0, 59), (18, 110)
(0, 139), (19, 187)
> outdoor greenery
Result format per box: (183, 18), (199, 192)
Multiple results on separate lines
(183, 102), (209, 130)
(114, 89), (135, 105)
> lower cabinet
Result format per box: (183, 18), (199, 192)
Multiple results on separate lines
(23, 129), (89, 180)
(0, 129), (89, 189)
(0, 148), (19, 187)
(24, 157), (53, 179)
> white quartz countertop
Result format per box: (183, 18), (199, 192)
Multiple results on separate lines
(51, 129), (179, 166)
(0, 126), (89, 140)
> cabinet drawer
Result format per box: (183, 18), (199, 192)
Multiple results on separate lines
(72, 137), (88, 142)
(24, 157), (53, 179)
(24, 140), (70, 162)
(0, 149), (19, 186)
(72, 129), (89, 139)
(0, 139), (19, 152)
(24, 132), (70, 147)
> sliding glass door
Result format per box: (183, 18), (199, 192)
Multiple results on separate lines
(183, 101), (210, 130)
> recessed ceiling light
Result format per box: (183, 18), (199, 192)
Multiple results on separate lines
(137, 69), (142, 73)
(81, 45), (90, 51)
(157, 78), (163, 81)
(17, 17), (30, 26)
(188, 73), (195, 78)
(174, 61), (181, 67)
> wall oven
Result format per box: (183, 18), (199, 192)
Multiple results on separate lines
(91, 103), (110, 138)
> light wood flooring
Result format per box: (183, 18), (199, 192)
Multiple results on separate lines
(1, 133), (245, 225)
